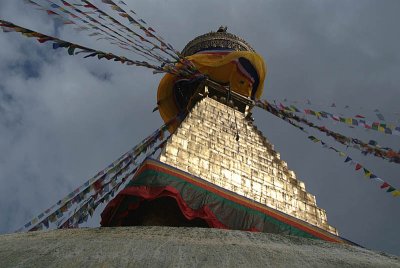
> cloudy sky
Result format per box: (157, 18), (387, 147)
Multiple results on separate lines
(0, 0), (399, 255)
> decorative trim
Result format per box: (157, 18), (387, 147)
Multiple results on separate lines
(102, 158), (358, 245)
(182, 31), (255, 57)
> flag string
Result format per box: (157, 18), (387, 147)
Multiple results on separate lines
(255, 100), (400, 199)
(16, 120), (173, 232)
(58, 136), (169, 229)
(278, 97), (397, 121)
(78, 0), (180, 61)
(25, 0), (172, 64)
(0, 19), (184, 74)
(271, 101), (400, 165)
(94, 0), (181, 60)
(274, 99), (400, 135)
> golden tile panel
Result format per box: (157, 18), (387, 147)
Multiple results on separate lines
(158, 97), (337, 235)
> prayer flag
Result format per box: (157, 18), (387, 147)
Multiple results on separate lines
(43, 218), (49, 228)
(385, 128), (392, 134)
(380, 182), (390, 189)
(391, 190), (400, 197)
(363, 168), (371, 178)
(46, 10), (58, 16)
(60, 204), (68, 213)
(386, 186), (395, 193)
(368, 140), (377, 146)
(355, 163), (362, 170)
(1, 26), (14, 33)
(376, 113), (385, 121)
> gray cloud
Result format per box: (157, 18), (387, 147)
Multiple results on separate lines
(0, 0), (399, 255)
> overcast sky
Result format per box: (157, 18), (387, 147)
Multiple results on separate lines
(0, 0), (399, 256)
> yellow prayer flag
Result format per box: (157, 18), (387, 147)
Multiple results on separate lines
(378, 126), (385, 132)
(339, 152), (346, 157)
(60, 204), (68, 213)
(22, 32), (36, 37)
(345, 118), (352, 125)
(391, 190), (400, 197)
(49, 214), (57, 223)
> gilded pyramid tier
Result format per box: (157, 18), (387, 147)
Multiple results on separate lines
(159, 96), (337, 235)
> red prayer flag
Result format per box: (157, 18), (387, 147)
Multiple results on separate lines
(37, 37), (52, 43)
(355, 115), (365, 118)
(46, 10), (57, 15)
(84, 3), (96, 9)
(93, 178), (105, 192)
(355, 163), (362, 170)
(380, 182), (390, 189)
(386, 150), (398, 158)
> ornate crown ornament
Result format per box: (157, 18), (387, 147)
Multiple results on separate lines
(181, 26), (255, 57)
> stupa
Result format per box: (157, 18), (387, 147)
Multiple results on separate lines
(101, 27), (346, 243)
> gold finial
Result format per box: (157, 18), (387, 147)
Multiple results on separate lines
(181, 28), (255, 57)
(217, 26), (228, 32)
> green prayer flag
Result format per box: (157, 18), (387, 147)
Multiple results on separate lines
(386, 186), (395, 193)
(68, 45), (76, 55)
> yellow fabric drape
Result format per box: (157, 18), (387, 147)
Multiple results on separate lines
(157, 51), (267, 132)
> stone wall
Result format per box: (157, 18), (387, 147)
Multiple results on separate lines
(2, 228), (399, 267)
(159, 97), (337, 234)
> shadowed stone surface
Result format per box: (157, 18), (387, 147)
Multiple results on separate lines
(0, 227), (399, 267)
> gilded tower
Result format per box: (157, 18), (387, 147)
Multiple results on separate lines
(158, 28), (337, 234)
(102, 28), (340, 240)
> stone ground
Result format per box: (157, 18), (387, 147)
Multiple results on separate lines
(0, 227), (399, 267)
